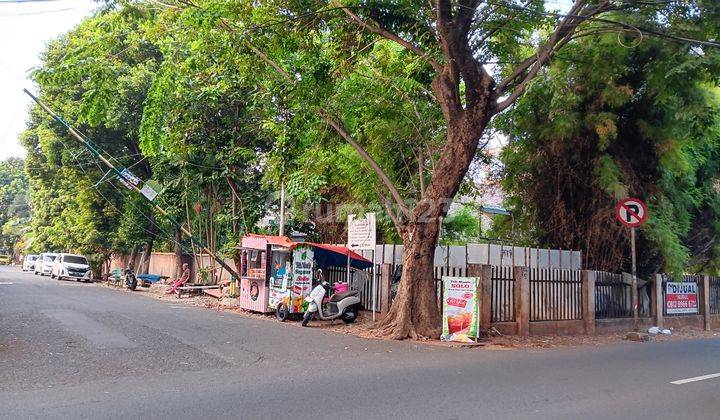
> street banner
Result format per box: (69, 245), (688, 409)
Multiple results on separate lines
(292, 246), (314, 299)
(665, 281), (698, 314)
(441, 276), (479, 343)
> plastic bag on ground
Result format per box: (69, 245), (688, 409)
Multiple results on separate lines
(648, 326), (660, 335)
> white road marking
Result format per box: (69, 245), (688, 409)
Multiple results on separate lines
(0, 281), (14, 285)
(671, 373), (720, 385)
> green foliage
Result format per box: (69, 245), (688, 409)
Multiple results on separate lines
(0, 158), (30, 256)
(440, 204), (480, 245)
(497, 11), (720, 275)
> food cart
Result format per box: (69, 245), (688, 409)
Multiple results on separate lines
(270, 242), (373, 321)
(238, 234), (294, 313)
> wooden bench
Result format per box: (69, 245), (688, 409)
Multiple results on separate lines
(174, 284), (221, 299)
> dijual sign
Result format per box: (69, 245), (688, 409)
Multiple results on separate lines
(441, 276), (479, 343)
(665, 282), (698, 314)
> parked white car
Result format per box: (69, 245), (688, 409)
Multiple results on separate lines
(34, 253), (58, 276)
(51, 253), (93, 282)
(22, 254), (38, 271)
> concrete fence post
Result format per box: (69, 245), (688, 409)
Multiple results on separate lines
(481, 265), (492, 332)
(582, 270), (596, 335)
(380, 263), (392, 314)
(631, 275), (639, 331)
(703, 275), (711, 331)
(514, 266), (530, 337)
(654, 274), (664, 329)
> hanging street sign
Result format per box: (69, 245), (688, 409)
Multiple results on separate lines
(615, 197), (647, 228)
(140, 183), (158, 201)
(347, 213), (376, 250)
(118, 168), (141, 189)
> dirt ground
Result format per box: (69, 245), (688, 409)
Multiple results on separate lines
(100, 281), (720, 350)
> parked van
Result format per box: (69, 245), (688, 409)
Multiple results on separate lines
(34, 253), (58, 276)
(22, 254), (38, 271)
(51, 253), (92, 282)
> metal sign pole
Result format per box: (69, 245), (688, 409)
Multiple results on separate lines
(372, 249), (376, 321)
(346, 254), (350, 286)
(631, 227), (637, 278)
(631, 227), (638, 330)
(616, 197), (647, 332)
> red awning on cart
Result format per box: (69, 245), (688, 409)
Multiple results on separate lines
(241, 234), (295, 250)
(293, 242), (373, 270)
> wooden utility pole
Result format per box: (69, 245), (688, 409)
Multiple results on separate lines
(25, 89), (240, 279)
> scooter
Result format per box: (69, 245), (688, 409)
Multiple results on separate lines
(302, 278), (361, 327)
(124, 267), (138, 291)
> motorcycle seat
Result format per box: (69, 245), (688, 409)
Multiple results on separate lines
(329, 290), (359, 302)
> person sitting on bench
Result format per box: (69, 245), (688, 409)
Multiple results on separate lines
(166, 263), (191, 294)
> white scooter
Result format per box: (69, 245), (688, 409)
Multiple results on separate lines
(302, 279), (361, 327)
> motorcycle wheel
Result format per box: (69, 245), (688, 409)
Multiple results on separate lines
(341, 308), (357, 324)
(128, 278), (137, 291)
(276, 304), (289, 322)
(301, 311), (312, 327)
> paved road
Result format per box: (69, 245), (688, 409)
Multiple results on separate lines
(1, 266), (719, 419)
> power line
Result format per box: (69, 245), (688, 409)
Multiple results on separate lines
(0, 7), (79, 16)
(48, 118), (197, 263)
(24, 88), (239, 278)
(0, 0), (68, 3)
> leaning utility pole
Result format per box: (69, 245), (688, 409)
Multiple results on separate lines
(24, 89), (239, 279)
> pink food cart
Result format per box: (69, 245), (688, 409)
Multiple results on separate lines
(238, 234), (294, 313)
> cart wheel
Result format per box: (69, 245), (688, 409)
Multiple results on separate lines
(276, 304), (290, 322)
(341, 309), (357, 324)
(302, 311), (312, 327)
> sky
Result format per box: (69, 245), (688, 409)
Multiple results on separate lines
(0, 0), (97, 160)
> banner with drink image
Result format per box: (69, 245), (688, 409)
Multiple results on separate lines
(441, 277), (480, 343)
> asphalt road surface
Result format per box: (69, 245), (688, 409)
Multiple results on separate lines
(2, 265), (719, 420)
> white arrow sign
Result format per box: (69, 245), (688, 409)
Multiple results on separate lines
(348, 213), (376, 250)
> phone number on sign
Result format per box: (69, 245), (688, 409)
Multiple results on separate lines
(667, 300), (696, 308)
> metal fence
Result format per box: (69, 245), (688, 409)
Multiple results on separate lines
(710, 276), (720, 315)
(529, 268), (583, 321)
(594, 272), (632, 319)
(491, 266), (515, 322)
(324, 265), (380, 311)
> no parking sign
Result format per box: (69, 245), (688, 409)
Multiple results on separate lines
(615, 197), (648, 329)
(615, 198), (647, 228)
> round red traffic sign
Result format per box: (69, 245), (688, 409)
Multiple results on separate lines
(615, 198), (647, 228)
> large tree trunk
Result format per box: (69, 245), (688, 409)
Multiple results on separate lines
(127, 244), (140, 270)
(376, 216), (442, 339)
(174, 227), (183, 279)
(137, 238), (153, 275)
(375, 115), (491, 339)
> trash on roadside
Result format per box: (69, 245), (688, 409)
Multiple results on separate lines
(487, 326), (502, 337)
(626, 332), (651, 342)
(648, 326), (660, 335)
(662, 329), (672, 335)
